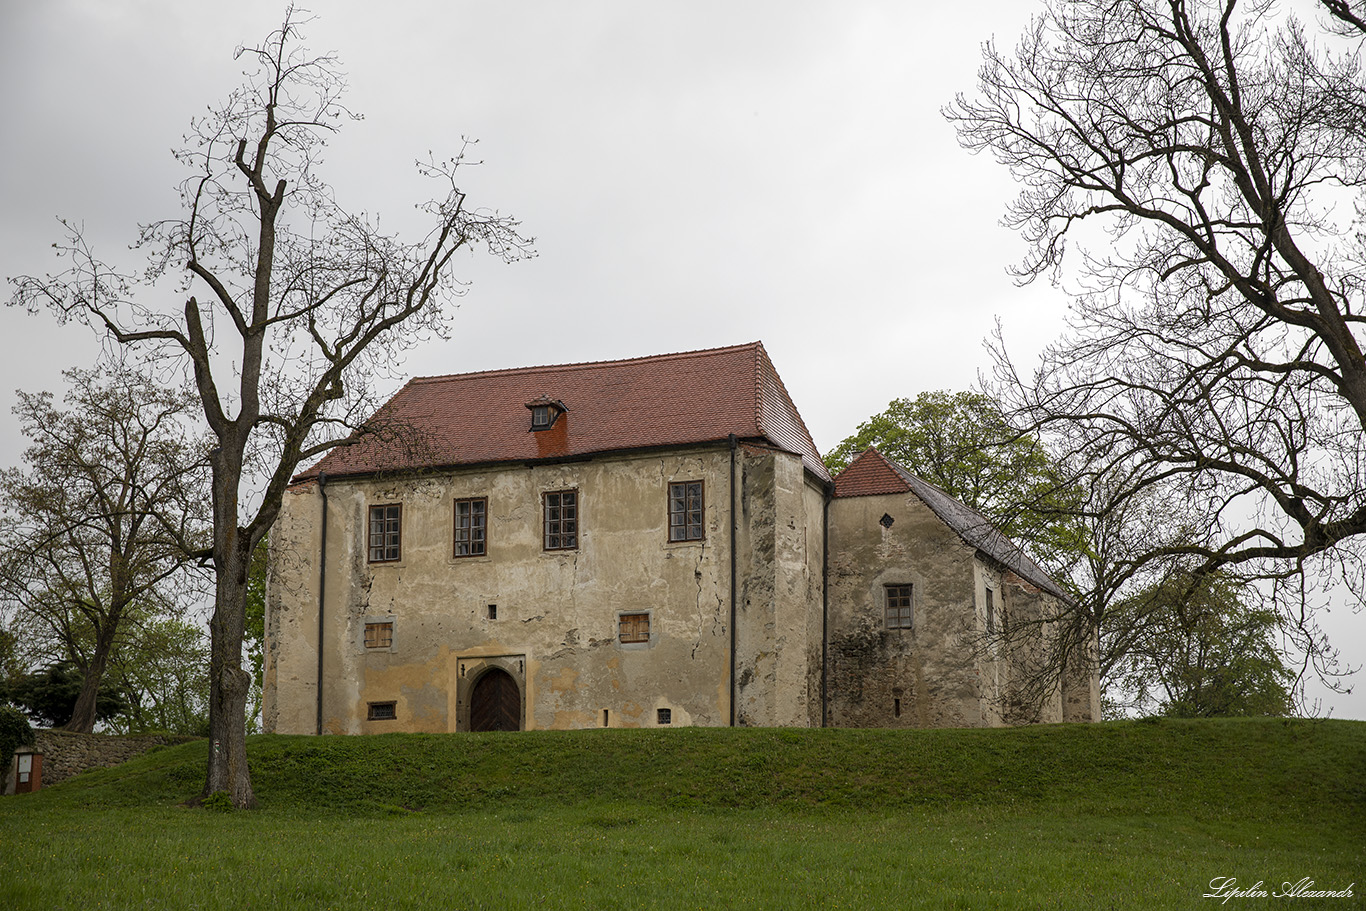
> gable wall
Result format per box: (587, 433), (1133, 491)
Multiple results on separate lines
(825, 491), (983, 728)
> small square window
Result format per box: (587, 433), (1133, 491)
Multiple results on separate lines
(544, 489), (578, 551)
(668, 481), (705, 542)
(657, 708), (672, 725)
(367, 701), (397, 721)
(619, 612), (650, 644)
(364, 622), (393, 649)
(454, 497), (488, 557)
(885, 584), (913, 629)
(368, 504), (402, 563)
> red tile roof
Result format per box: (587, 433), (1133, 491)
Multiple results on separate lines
(830, 447), (914, 498)
(299, 342), (830, 483)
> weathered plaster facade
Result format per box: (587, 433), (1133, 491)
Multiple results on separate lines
(265, 443), (827, 733)
(263, 343), (1097, 734)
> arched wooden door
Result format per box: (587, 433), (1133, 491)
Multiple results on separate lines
(469, 668), (521, 731)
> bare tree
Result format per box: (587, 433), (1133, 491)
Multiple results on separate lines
(10, 10), (531, 805)
(946, 0), (1366, 675)
(0, 365), (208, 733)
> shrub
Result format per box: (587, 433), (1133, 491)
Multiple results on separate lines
(0, 704), (35, 773)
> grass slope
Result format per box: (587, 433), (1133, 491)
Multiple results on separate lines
(1, 717), (1361, 910)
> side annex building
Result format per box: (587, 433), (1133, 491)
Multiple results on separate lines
(263, 342), (1099, 734)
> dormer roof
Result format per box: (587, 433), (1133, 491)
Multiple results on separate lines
(297, 342), (830, 483)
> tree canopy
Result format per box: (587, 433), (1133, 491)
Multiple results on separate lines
(10, 9), (531, 805)
(947, 0), (1366, 681)
(0, 365), (208, 733)
(825, 390), (1084, 569)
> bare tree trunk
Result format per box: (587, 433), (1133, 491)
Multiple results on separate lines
(63, 621), (118, 733)
(204, 532), (256, 808)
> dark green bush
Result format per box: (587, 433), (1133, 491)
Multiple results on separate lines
(0, 704), (35, 773)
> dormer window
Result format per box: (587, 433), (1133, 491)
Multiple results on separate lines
(526, 395), (567, 431)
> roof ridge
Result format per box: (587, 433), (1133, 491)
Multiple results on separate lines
(408, 341), (765, 385)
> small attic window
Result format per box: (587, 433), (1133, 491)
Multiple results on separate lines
(526, 395), (567, 431)
(880, 513), (895, 529)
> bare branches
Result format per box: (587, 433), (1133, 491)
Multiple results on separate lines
(7, 8), (531, 804)
(0, 365), (211, 733)
(952, 0), (1366, 585)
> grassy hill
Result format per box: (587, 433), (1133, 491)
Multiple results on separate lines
(2, 718), (1362, 909)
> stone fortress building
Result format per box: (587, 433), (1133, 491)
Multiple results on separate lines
(263, 342), (1098, 734)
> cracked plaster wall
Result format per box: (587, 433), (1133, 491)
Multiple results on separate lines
(266, 448), (742, 733)
(826, 491), (986, 728)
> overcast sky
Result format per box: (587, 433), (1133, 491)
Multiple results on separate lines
(1, 0), (1361, 717)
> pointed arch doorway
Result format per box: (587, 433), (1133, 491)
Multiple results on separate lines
(469, 667), (522, 732)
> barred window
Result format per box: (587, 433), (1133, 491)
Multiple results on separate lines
(885, 584), (913, 629)
(367, 701), (397, 721)
(543, 489), (578, 551)
(454, 497), (488, 557)
(668, 481), (705, 542)
(368, 504), (402, 563)
(618, 612), (650, 644)
(364, 622), (393, 649)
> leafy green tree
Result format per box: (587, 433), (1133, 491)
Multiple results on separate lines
(0, 365), (209, 733)
(244, 539), (267, 734)
(104, 616), (210, 736)
(825, 391), (1084, 567)
(1109, 574), (1295, 718)
(2, 661), (128, 728)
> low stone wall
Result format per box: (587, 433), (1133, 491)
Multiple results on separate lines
(33, 730), (199, 786)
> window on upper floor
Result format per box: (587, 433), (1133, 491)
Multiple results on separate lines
(885, 583), (913, 630)
(668, 481), (705, 542)
(453, 497), (488, 557)
(368, 504), (402, 563)
(543, 489), (578, 551)
(985, 587), (996, 635)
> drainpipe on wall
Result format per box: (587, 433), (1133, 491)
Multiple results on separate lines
(315, 472), (329, 737)
(728, 434), (738, 728)
(821, 479), (831, 728)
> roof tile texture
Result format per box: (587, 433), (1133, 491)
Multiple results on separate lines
(302, 342), (830, 482)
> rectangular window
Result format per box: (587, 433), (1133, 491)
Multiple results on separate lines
(985, 588), (996, 635)
(619, 612), (650, 644)
(657, 708), (672, 725)
(885, 584), (913, 629)
(368, 504), (402, 563)
(364, 622), (393, 649)
(367, 701), (397, 721)
(543, 489), (578, 551)
(453, 497), (488, 557)
(668, 481), (705, 542)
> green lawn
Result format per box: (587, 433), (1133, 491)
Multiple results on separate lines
(1, 718), (1361, 909)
